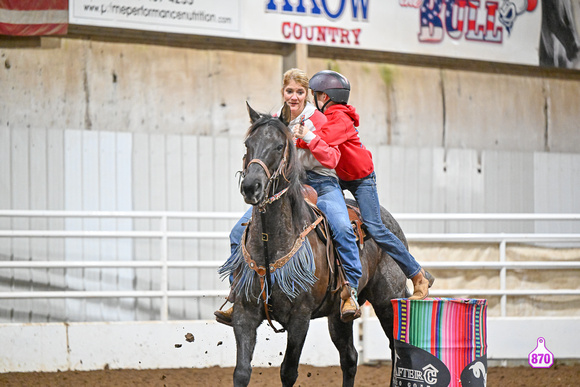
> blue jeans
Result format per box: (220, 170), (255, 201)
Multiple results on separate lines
(340, 172), (421, 279)
(227, 207), (252, 283)
(229, 207), (252, 256)
(305, 171), (361, 289)
(227, 173), (362, 289)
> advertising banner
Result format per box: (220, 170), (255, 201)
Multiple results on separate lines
(69, 0), (580, 69)
(391, 298), (488, 387)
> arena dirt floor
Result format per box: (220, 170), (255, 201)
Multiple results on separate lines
(1, 363), (579, 386)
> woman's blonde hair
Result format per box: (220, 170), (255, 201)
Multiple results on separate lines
(282, 68), (311, 102)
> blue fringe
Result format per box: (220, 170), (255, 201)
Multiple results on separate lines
(218, 238), (317, 303)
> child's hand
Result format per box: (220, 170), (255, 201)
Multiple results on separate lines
(292, 124), (310, 139)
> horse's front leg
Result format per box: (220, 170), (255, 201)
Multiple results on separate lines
(233, 306), (263, 387)
(280, 317), (311, 387)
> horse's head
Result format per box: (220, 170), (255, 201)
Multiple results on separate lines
(240, 102), (300, 207)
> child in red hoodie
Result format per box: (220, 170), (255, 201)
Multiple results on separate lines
(293, 70), (434, 301)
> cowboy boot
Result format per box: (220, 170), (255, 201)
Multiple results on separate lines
(340, 285), (361, 322)
(425, 269), (435, 288)
(214, 289), (235, 326)
(409, 268), (430, 300)
(214, 306), (234, 326)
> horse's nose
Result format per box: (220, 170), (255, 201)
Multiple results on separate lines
(241, 178), (263, 204)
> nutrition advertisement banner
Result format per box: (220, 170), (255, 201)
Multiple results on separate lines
(69, 0), (580, 69)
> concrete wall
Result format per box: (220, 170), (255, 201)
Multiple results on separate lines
(2, 317), (580, 372)
(308, 58), (580, 154)
(0, 319), (349, 372)
(2, 36), (580, 153)
(1, 38), (282, 138)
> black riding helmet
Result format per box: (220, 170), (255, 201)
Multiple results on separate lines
(309, 70), (350, 112)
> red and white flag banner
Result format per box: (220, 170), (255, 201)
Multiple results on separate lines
(0, 0), (68, 36)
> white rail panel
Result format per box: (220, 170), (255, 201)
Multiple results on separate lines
(0, 211), (579, 322)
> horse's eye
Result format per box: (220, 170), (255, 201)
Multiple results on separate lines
(276, 144), (284, 151)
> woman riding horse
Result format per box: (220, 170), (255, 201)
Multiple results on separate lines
(216, 68), (363, 323)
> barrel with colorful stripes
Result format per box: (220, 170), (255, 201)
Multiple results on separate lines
(391, 298), (487, 387)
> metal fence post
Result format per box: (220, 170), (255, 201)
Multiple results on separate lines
(499, 239), (507, 317)
(160, 215), (168, 321)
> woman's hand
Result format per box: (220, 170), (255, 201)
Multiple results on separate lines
(292, 124), (310, 139)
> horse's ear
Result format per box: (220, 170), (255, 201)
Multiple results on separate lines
(246, 102), (262, 124)
(279, 102), (291, 127)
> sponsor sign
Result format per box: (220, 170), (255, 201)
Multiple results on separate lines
(69, 0), (580, 68)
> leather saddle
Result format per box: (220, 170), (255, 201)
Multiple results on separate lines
(301, 184), (367, 249)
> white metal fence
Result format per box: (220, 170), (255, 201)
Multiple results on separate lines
(1, 210), (579, 322)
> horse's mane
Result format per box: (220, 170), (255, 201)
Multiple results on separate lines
(245, 114), (312, 232)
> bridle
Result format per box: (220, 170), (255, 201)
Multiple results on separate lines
(242, 133), (291, 212)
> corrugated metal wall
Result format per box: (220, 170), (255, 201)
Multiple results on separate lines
(0, 128), (247, 322)
(62, 130), (134, 321)
(368, 144), (580, 234)
(1, 127), (579, 322)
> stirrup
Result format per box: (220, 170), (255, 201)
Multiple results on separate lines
(340, 286), (361, 322)
(214, 297), (234, 327)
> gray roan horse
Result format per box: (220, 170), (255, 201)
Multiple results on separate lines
(219, 103), (407, 387)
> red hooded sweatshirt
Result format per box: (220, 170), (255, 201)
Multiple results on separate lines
(296, 104), (374, 181)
